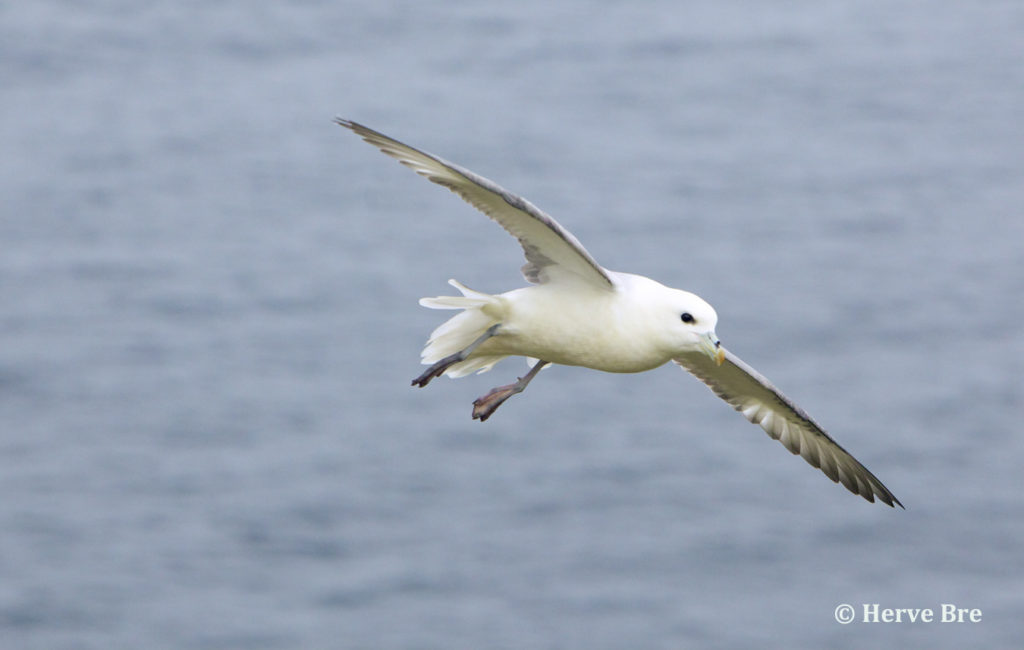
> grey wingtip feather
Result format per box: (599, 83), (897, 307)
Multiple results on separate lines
(335, 117), (379, 141)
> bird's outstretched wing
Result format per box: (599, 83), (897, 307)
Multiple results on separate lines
(674, 348), (902, 507)
(337, 118), (614, 290)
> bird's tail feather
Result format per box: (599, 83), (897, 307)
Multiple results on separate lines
(418, 279), (507, 377)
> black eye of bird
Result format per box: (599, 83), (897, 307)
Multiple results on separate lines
(680, 312), (695, 324)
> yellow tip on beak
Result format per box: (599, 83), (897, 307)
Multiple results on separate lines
(701, 332), (725, 366)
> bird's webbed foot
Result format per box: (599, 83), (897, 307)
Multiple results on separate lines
(412, 324), (501, 388)
(412, 354), (460, 388)
(471, 360), (549, 421)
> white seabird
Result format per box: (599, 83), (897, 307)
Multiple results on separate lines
(337, 118), (902, 508)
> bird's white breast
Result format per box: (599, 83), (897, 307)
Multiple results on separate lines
(482, 278), (675, 373)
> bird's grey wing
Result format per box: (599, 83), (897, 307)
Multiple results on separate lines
(337, 118), (614, 290)
(673, 348), (902, 508)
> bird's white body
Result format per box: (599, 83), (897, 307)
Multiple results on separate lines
(422, 273), (717, 375)
(337, 117), (902, 508)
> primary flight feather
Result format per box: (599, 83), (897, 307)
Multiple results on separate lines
(337, 117), (902, 508)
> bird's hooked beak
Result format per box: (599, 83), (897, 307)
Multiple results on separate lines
(701, 331), (726, 366)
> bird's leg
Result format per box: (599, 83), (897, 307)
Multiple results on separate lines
(412, 324), (501, 388)
(471, 360), (549, 422)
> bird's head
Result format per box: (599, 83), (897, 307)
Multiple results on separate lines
(659, 286), (724, 365)
(610, 272), (725, 366)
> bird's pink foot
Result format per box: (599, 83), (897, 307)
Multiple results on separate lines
(470, 360), (550, 422)
(412, 356), (457, 388)
(412, 324), (502, 388)
(472, 384), (521, 421)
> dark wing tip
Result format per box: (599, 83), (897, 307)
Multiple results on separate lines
(862, 469), (903, 509)
(860, 476), (903, 509)
(847, 465), (903, 509)
(335, 117), (374, 136)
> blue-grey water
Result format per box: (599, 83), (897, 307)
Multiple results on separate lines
(3, 1), (1022, 648)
